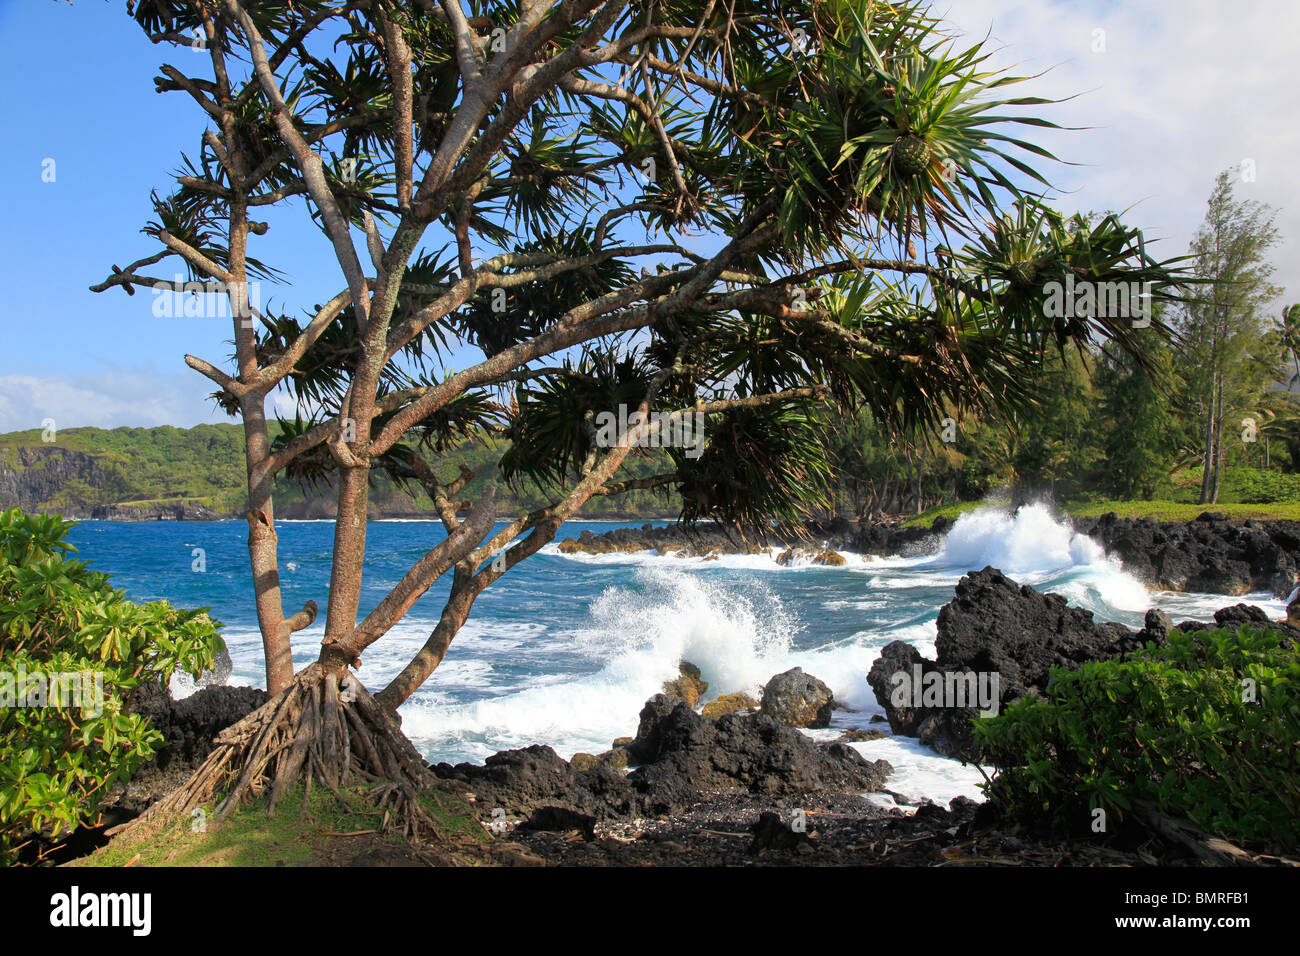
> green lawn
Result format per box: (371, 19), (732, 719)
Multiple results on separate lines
(1066, 500), (1300, 521)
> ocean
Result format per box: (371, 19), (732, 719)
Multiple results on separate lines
(66, 503), (1289, 810)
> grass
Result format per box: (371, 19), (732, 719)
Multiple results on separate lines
(71, 783), (493, 867)
(902, 500), (1008, 527)
(904, 498), (1300, 528)
(1065, 500), (1300, 521)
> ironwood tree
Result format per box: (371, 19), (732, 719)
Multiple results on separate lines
(94, 0), (1192, 833)
(1175, 171), (1281, 504)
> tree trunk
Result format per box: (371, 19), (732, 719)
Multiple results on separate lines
(1211, 373), (1225, 504)
(914, 442), (924, 515)
(322, 463), (372, 656)
(227, 198), (294, 695)
(242, 408), (294, 695)
(1199, 378), (1217, 504)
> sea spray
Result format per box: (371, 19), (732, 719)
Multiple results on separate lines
(936, 501), (1103, 574)
(576, 566), (796, 695)
(399, 508), (1157, 761)
(399, 567), (802, 760)
(924, 502), (1150, 612)
(76, 518), (1287, 805)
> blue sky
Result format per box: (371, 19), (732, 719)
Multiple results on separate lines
(0, 0), (383, 431)
(1, 0), (1296, 432)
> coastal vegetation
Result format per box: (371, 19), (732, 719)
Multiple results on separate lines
(977, 624), (1300, 855)
(0, 423), (681, 519)
(11, 168), (1299, 528)
(904, 498), (1300, 529)
(0, 509), (224, 863)
(12, 173), (1297, 526)
(0, 0), (1294, 880)
(82, 0), (1210, 842)
(827, 173), (1297, 518)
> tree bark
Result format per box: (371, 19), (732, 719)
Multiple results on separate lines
(244, 443), (294, 695)
(322, 462), (372, 655)
(1199, 377), (1217, 504)
(1211, 371), (1225, 504)
(227, 177), (294, 692)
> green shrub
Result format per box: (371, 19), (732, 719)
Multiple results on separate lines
(1227, 467), (1300, 504)
(0, 508), (225, 862)
(1177, 466), (1300, 504)
(974, 626), (1300, 852)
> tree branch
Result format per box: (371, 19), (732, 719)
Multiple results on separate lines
(227, 0), (371, 333)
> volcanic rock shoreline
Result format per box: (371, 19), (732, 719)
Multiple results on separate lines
(557, 511), (1300, 599)
(71, 552), (1298, 867)
(429, 565), (1298, 864)
(868, 567), (1300, 762)
(430, 695), (892, 825)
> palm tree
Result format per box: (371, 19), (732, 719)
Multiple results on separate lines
(1275, 303), (1300, 390)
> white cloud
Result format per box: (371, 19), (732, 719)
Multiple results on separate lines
(935, 0), (1300, 304)
(0, 368), (232, 434)
(270, 389), (325, 421)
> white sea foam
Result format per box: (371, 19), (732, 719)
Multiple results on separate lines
(401, 567), (803, 759)
(933, 502), (1092, 572)
(222, 502), (1290, 806)
(855, 736), (989, 809)
(540, 542), (885, 573)
(920, 502), (1151, 612)
(410, 505), (1157, 773)
(399, 563), (953, 769)
(1150, 589), (1287, 622)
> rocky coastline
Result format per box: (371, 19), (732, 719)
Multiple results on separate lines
(558, 511), (1300, 599)
(867, 567), (1300, 762)
(77, 556), (1299, 867)
(422, 567), (1297, 865)
(37, 499), (1300, 605)
(64, 500), (676, 522)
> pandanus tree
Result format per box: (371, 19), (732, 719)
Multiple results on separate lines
(94, 0), (1193, 834)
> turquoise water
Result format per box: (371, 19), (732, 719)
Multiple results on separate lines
(66, 504), (1287, 805)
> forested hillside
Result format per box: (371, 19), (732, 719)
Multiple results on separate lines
(0, 424), (681, 519)
(824, 342), (1300, 519)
